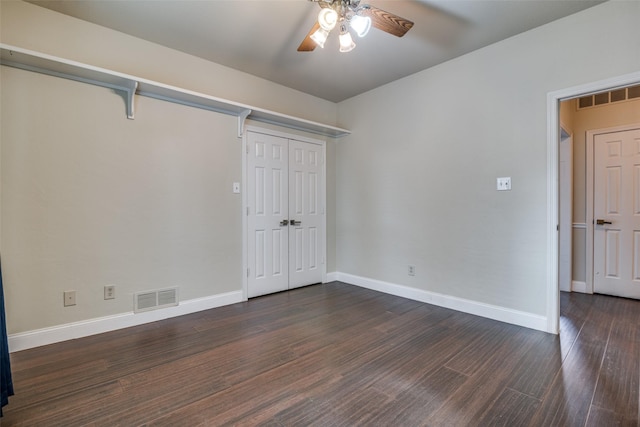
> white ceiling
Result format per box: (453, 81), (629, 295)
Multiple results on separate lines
(28, 0), (605, 103)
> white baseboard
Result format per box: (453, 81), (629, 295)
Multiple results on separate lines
(571, 280), (590, 294)
(335, 272), (549, 333)
(9, 274), (553, 352)
(9, 290), (243, 353)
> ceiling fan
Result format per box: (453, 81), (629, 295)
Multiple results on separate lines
(298, 0), (414, 53)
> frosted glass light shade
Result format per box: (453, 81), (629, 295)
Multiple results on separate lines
(311, 27), (330, 48)
(318, 8), (338, 31)
(350, 15), (371, 37)
(339, 31), (356, 52)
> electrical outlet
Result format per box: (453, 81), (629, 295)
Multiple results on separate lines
(63, 290), (76, 307)
(408, 265), (416, 276)
(497, 177), (512, 191)
(104, 285), (115, 300)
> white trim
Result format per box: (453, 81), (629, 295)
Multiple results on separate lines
(242, 125), (327, 299)
(241, 126), (249, 302)
(585, 127), (595, 294)
(325, 272), (338, 282)
(321, 142), (328, 285)
(546, 70), (640, 335)
(559, 131), (573, 294)
(546, 91), (561, 334)
(8, 290), (243, 353)
(571, 280), (589, 294)
(586, 123), (640, 296)
(336, 273), (548, 332)
(244, 126), (327, 145)
(572, 223), (587, 229)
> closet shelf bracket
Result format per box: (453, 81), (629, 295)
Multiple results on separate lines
(125, 80), (138, 119)
(238, 109), (252, 138)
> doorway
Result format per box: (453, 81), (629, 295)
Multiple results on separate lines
(550, 72), (640, 333)
(244, 128), (326, 298)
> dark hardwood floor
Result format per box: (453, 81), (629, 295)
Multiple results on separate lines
(2, 282), (638, 426)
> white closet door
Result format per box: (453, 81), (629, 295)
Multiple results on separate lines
(247, 132), (289, 298)
(288, 139), (323, 289)
(247, 132), (325, 298)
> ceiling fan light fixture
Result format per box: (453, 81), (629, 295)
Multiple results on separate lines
(310, 27), (330, 48)
(339, 29), (356, 53)
(298, 1), (413, 53)
(317, 8), (338, 31)
(350, 14), (371, 37)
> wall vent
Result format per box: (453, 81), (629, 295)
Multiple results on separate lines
(134, 287), (179, 313)
(577, 84), (640, 110)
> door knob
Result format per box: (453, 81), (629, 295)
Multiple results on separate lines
(596, 219), (612, 225)
(290, 220), (302, 226)
(280, 219), (289, 226)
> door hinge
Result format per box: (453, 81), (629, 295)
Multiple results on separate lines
(247, 268), (250, 278)
(246, 144), (249, 154)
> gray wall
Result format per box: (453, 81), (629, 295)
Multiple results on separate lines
(2, 0), (639, 338)
(0, 1), (339, 335)
(335, 1), (640, 316)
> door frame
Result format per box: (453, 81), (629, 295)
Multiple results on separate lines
(547, 70), (640, 334)
(558, 126), (572, 293)
(241, 125), (327, 301)
(586, 123), (640, 296)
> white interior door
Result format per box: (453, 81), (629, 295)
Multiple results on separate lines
(288, 139), (323, 288)
(247, 132), (289, 297)
(247, 131), (324, 298)
(593, 127), (640, 298)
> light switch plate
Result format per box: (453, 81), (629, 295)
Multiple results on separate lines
(233, 182), (240, 194)
(497, 177), (511, 191)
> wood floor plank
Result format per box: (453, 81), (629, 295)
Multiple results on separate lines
(558, 291), (594, 360)
(363, 366), (469, 425)
(589, 345), (640, 422)
(3, 283), (639, 426)
(475, 387), (542, 427)
(503, 330), (563, 399)
(425, 326), (540, 426)
(527, 295), (617, 427)
(144, 344), (356, 425)
(586, 406), (638, 427)
(93, 304), (397, 424)
(589, 296), (640, 424)
(444, 320), (521, 376)
(528, 340), (607, 427)
(3, 380), (124, 427)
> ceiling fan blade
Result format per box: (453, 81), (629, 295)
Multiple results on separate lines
(298, 21), (320, 51)
(361, 5), (414, 37)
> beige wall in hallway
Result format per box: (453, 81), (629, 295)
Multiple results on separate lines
(564, 97), (640, 283)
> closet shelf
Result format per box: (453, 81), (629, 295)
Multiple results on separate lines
(0, 44), (350, 138)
